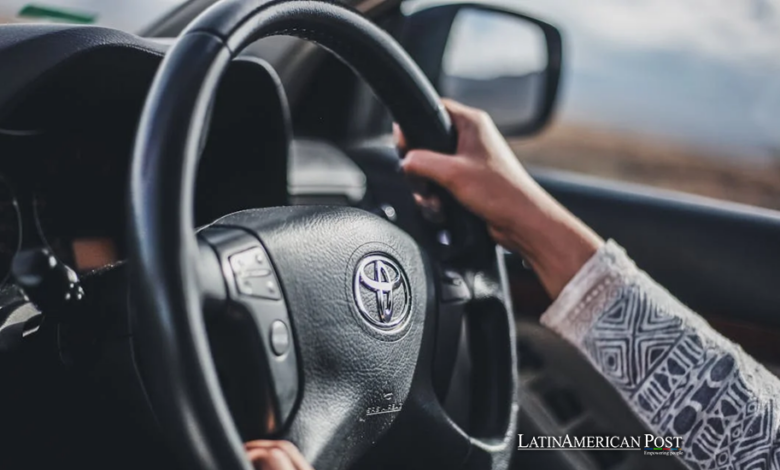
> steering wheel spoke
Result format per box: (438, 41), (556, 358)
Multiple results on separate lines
(198, 227), (300, 438)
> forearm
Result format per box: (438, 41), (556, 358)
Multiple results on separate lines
(541, 241), (780, 468)
(488, 180), (603, 299)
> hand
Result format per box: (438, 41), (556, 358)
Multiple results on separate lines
(398, 99), (603, 298)
(245, 440), (314, 470)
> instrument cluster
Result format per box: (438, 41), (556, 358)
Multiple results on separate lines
(0, 46), (292, 292)
(0, 125), (127, 288)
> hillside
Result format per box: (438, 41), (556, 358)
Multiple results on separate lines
(510, 122), (780, 211)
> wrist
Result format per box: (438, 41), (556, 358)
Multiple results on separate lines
(500, 193), (603, 299)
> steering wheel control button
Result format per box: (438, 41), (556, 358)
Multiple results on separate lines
(378, 204), (397, 222)
(230, 246), (268, 271)
(269, 320), (290, 356)
(440, 270), (470, 303)
(229, 247), (281, 300)
(353, 254), (411, 330)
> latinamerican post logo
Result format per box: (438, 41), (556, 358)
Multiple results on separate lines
(518, 434), (683, 457)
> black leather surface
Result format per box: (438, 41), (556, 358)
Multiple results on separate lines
(214, 207), (429, 468)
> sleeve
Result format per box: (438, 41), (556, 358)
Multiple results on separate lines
(540, 240), (780, 469)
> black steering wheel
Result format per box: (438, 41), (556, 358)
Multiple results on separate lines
(128, 1), (518, 469)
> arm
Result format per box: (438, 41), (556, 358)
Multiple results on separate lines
(542, 240), (780, 468)
(401, 99), (780, 468)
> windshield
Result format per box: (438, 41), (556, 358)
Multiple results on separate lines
(0, 0), (188, 32)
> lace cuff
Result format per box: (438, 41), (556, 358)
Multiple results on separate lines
(539, 239), (638, 345)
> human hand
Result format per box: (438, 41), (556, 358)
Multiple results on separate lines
(398, 99), (603, 298)
(245, 440), (314, 470)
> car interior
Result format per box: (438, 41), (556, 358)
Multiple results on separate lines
(0, 1), (778, 470)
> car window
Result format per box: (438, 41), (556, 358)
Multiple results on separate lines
(0, 0), (187, 32)
(409, 0), (780, 210)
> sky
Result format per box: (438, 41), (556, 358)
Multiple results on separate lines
(408, 0), (780, 161)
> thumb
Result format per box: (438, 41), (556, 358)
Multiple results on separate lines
(392, 123), (406, 151)
(401, 149), (461, 188)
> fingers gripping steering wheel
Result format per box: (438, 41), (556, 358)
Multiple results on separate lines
(128, 1), (518, 469)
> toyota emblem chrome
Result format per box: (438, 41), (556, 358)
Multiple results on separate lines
(353, 254), (411, 329)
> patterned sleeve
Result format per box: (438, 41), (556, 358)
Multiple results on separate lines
(540, 240), (780, 469)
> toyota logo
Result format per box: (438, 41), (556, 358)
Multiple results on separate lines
(353, 254), (411, 329)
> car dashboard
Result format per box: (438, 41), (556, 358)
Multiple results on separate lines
(0, 25), (309, 285)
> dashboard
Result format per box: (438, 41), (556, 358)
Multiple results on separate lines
(0, 124), (127, 273)
(0, 25), (296, 285)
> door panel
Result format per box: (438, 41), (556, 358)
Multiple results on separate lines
(531, 168), (780, 328)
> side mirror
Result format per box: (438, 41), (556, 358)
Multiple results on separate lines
(401, 3), (562, 137)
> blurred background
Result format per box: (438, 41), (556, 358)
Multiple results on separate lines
(412, 0), (780, 210)
(3, 0), (779, 209)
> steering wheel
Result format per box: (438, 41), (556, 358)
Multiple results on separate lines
(128, 1), (518, 469)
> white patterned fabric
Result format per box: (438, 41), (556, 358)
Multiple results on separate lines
(541, 240), (780, 469)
